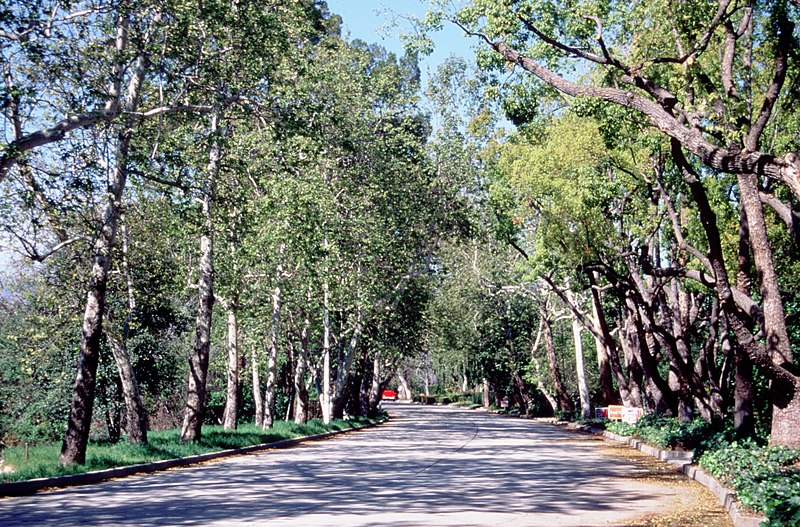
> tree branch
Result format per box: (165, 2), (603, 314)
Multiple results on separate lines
(760, 190), (800, 245)
(488, 39), (800, 202)
(744, 17), (793, 152)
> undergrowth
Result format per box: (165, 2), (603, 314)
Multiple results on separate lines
(603, 414), (800, 526)
(698, 441), (800, 527)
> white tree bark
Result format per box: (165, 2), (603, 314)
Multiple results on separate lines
(263, 279), (282, 430)
(222, 302), (240, 430)
(572, 316), (591, 419)
(321, 276), (332, 424)
(180, 109), (221, 442)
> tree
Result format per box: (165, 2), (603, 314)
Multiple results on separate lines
(434, 0), (800, 447)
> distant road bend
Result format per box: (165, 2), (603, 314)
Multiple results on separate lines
(0, 404), (724, 527)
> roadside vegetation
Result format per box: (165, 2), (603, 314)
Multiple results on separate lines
(582, 414), (798, 526)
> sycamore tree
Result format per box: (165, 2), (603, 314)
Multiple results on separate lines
(424, 0), (800, 447)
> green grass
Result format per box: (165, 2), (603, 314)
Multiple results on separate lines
(0, 417), (378, 483)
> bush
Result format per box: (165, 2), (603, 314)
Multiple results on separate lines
(605, 421), (636, 437)
(555, 410), (577, 421)
(699, 441), (800, 526)
(604, 414), (712, 450)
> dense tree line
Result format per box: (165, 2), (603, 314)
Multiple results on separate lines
(1, 0), (799, 470)
(416, 0), (800, 449)
(0, 0), (467, 464)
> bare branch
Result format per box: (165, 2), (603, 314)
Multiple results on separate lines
(518, 15), (607, 65)
(744, 17), (793, 152)
(656, 178), (712, 271)
(649, 0), (735, 66)
(760, 191), (800, 245)
(128, 104), (214, 119)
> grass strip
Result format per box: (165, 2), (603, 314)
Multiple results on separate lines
(0, 417), (378, 483)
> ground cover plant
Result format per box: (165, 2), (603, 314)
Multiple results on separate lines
(698, 442), (800, 527)
(605, 414), (713, 451)
(603, 416), (800, 526)
(0, 417), (378, 483)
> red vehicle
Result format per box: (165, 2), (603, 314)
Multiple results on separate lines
(382, 389), (397, 401)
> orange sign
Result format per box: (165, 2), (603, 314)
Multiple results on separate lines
(607, 405), (625, 420)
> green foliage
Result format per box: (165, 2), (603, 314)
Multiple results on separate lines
(605, 414), (712, 450)
(0, 262), (80, 445)
(605, 421), (636, 436)
(699, 442), (800, 526)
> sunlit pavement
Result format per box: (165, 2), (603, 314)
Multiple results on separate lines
(0, 404), (700, 526)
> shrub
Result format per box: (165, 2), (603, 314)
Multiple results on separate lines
(604, 414), (712, 450)
(555, 410), (577, 421)
(699, 441), (800, 526)
(605, 421), (636, 436)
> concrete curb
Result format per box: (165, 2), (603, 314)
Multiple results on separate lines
(0, 417), (388, 498)
(681, 464), (764, 527)
(601, 430), (694, 468)
(599, 430), (764, 527)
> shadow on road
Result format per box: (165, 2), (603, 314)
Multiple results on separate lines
(0, 405), (706, 527)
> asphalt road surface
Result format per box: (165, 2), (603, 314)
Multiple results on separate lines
(0, 404), (712, 526)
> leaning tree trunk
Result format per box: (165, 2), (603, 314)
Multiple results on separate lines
(60, 151), (127, 464)
(59, 16), (147, 466)
(105, 216), (148, 444)
(540, 305), (572, 413)
(734, 205), (756, 438)
(180, 110), (221, 443)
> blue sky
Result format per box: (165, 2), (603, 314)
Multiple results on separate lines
(326, 0), (477, 85)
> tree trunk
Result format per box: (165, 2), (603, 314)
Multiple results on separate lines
(59, 16), (147, 465)
(293, 326), (310, 424)
(482, 378), (490, 408)
(734, 205), (756, 438)
(590, 292), (616, 406)
(397, 371), (412, 401)
(572, 316), (591, 419)
(367, 357), (384, 418)
(321, 276), (332, 424)
(105, 216), (148, 444)
(251, 344), (264, 427)
(107, 332), (147, 443)
(263, 278), (282, 430)
(617, 309), (645, 409)
(222, 302), (240, 430)
(332, 312), (362, 419)
(673, 141), (800, 447)
(180, 110), (221, 443)
(540, 305), (572, 412)
(586, 273), (626, 405)
(737, 171), (797, 446)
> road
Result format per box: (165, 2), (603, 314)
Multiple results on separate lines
(0, 404), (721, 527)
